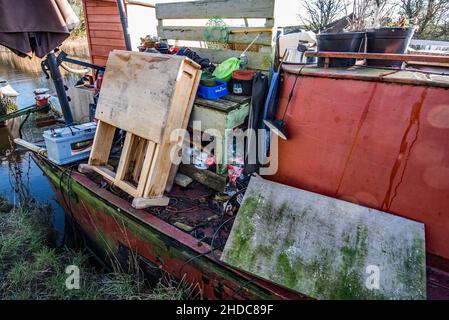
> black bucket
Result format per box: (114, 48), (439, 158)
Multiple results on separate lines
(366, 27), (414, 67)
(317, 32), (365, 68)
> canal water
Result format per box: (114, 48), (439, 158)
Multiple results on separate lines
(0, 63), (78, 239)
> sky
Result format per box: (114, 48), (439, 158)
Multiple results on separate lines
(126, 0), (303, 48)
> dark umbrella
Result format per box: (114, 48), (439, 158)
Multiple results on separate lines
(0, 0), (79, 58)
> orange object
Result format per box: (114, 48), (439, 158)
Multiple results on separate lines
(232, 70), (255, 81)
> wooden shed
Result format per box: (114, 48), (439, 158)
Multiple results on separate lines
(82, 0), (127, 66)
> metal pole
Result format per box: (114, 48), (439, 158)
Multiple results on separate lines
(46, 51), (74, 125)
(116, 0), (133, 51)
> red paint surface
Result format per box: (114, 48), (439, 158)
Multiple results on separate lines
(271, 72), (449, 260)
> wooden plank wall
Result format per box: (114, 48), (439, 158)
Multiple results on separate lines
(156, 0), (276, 71)
(83, 0), (126, 66)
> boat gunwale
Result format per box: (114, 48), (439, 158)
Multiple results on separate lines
(283, 65), (449, 89)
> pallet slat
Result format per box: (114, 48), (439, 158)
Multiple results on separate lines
(157, 26), (273, 46)
(90, 45), (126, 57)
(92, 56), (109, 66)
(156, 0), (275, 19)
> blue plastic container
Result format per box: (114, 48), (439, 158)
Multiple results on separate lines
(197, 81), (228, 100)
(43, 122), (97, 165)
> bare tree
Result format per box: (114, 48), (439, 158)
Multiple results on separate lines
(300, 0), (347, 31)
(398, 0), (449, 38)
(347, 0), (399, 30)
(371, 0), (399, 26)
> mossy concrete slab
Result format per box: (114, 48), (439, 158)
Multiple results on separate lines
(221, 177), (426, 300)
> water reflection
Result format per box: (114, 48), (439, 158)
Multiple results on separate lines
(0, 63), (77, 239)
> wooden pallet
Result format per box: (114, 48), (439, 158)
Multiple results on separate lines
(156, 0), (276, 71)
(83, 51), (201, 208)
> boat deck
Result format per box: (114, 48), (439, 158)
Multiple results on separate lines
(19, 120), (449, 300)
(86, 170), (235, 252)
(83, 167), (449, 300)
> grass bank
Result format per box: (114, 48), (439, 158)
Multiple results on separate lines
(0, 196), (190, 300)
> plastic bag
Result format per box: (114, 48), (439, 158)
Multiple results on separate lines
(213, 57), (241, 82)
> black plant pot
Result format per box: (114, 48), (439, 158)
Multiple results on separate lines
(317, 32), (365, 68)
(366, 27), (415, 67)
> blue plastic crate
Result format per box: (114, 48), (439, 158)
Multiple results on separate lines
(197, 81), (228, 100)
(43, 122), (97, 165)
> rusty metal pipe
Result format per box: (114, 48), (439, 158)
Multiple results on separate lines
(116, 0), (133, 51)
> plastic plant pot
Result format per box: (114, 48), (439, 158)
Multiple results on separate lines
(317, 32), (365, 68)
(232, 70), (255, 96)
(366, 27), (415, 67)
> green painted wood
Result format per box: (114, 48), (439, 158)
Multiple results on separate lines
(189, 96), (250, 174)
(222, 177), (427, 300)
(225, 102), (250, 130)
(189, 104), (249, 133)
(222, 94), (251, 104)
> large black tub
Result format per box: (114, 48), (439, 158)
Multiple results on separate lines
(317, 32), (365, 68)
(366, 27), (414, 67)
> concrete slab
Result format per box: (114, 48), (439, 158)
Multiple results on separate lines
(221, 177), (426, 300)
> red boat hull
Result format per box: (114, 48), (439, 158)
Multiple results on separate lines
(272, 67), (449, 262)
(33, 155), (305, 300)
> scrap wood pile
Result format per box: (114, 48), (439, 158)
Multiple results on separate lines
(81, 50), (201, 209)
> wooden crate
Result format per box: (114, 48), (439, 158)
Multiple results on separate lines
(156, 0), (276, 71)
(85, 51), (201, 208)
(189, 95), (251, 174)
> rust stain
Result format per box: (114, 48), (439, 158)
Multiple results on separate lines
(381, 89), (428, 211)
(335, 83), (378, 197)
